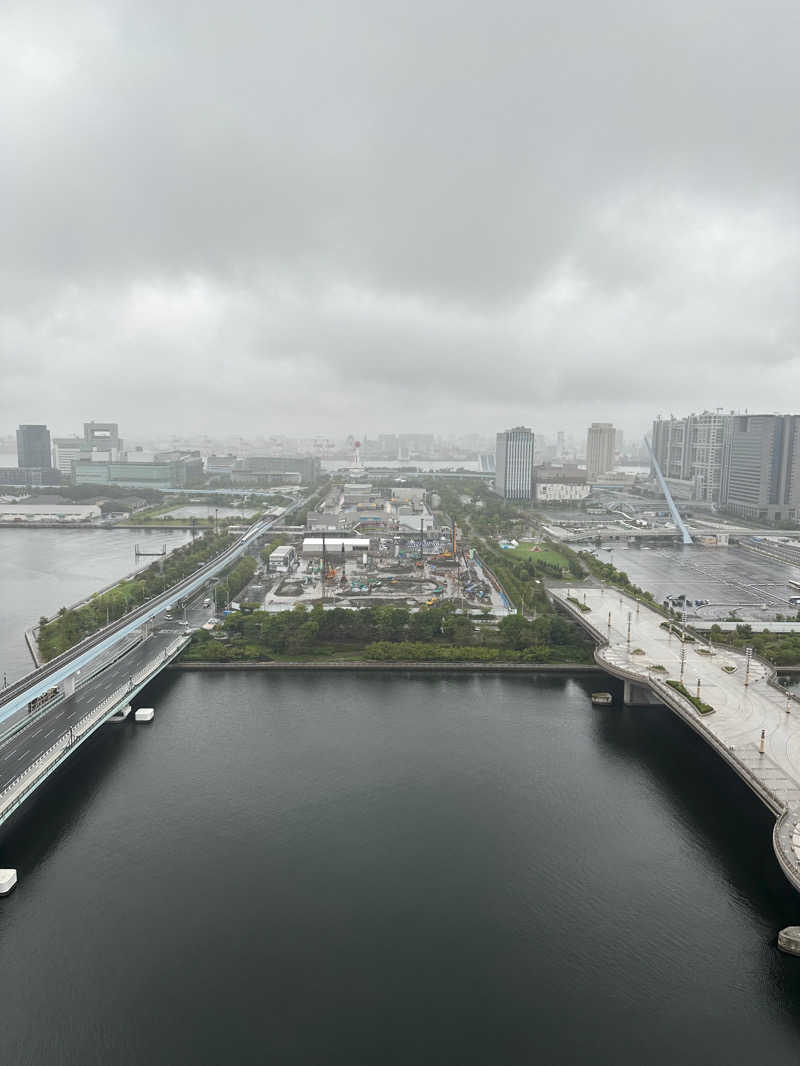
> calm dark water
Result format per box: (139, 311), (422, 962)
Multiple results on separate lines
(0, 527), (192, 682)
(1, 670), (800, 1064)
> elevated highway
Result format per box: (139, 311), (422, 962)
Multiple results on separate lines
(0, 496), (306, 731)
(0, 493), (309, 832)
(547, 522), (785, 544)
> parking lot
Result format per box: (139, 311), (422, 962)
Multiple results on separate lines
(596, 543), (800, 622)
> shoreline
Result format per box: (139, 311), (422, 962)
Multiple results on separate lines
(168, 660), (604, 673)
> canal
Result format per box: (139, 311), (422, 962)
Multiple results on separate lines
(1, 668), (800, 1063)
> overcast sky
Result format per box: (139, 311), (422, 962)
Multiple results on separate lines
(1, 0), (798, 442)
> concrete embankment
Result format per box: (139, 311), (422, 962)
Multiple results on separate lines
(24, 628), (42, 669)
(168, 660), (603, 673)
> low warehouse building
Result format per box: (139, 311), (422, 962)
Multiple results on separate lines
(302, 537), (371, 558)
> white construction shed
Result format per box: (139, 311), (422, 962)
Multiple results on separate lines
(302, 537), (371, 558)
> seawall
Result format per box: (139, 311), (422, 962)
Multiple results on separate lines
(168, 660), (604, 673)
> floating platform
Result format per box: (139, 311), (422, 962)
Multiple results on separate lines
(591, 692), (613, 706)
(108, 705), (132, 723)
(0, 869), (18, 896)
(134, 708), (155, 722)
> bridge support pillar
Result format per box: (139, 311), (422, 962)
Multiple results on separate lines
(623, 679), (661, 706)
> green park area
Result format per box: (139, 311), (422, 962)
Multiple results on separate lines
(705, 624), (800, 668)
(500, 544), (572, 570)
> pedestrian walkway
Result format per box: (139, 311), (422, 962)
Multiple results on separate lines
(553, 585), (800, 892)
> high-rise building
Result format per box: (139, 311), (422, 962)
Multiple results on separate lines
(495, 427), (534, 499)
(16, 424), (52, 469)
(83, 421), (124, 459)
(52, 436), (85, 476)
(650, 412), (728, 503)
(720, 414), (800, 522)
(586, 423), (615, 480)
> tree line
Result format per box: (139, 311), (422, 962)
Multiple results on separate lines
(38, 531), (236, 661)
(181, 601), (594, 663)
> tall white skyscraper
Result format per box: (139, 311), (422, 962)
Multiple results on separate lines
(586, 422), (616, 480)
(495, 426), (534, 499)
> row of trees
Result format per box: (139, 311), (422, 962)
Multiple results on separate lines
(38, 531), (236, 661)
(214, 556), (258, 609)
(707, 624), (800, 667)
(182, 600), (595, 663)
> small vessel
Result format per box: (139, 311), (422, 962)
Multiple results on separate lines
(591, 692), (613, 706)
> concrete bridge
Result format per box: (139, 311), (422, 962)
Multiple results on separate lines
(552, 585), (800, 895)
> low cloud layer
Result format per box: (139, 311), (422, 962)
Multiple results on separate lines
(2, 0), (799, 440)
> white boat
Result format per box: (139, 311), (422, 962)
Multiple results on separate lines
(591, 692), (613, 705)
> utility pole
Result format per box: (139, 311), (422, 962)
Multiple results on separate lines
(745, 646), (752, 686)
(680, 639), (686, 683)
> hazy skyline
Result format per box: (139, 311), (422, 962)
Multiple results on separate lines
(2, 1), (798, 439)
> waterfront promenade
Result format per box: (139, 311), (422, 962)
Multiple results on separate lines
(552, 585), (800, 893)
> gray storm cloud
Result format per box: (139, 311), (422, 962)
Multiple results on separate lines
(1, 0), (798, 439)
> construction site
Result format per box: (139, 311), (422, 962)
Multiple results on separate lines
(258, 531), (512, 616)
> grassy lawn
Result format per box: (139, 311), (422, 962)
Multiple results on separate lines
(501, 544), (571, 570)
